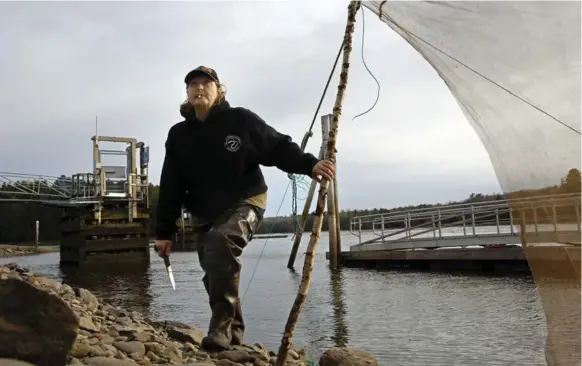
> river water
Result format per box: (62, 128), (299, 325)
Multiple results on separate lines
(0, 232), (548, 366)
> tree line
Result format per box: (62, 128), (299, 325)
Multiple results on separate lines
(0, 168), (579, 243)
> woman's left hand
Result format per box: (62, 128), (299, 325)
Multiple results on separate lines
(312, 160), (335, 182)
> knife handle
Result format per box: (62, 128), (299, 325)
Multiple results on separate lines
(153, 244), (169, 258)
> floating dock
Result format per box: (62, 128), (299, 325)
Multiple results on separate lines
(328, 246), (580, 275)
(328, 193), (581, 275)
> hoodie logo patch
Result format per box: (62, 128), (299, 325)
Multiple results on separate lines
(224, 135), (241, 152)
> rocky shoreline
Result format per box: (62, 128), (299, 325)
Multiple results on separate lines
(0, 245), (56, 257)
(0, 246), (39, 257)
(0, 263), (378, 366)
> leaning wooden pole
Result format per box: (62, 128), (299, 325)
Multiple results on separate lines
(274, 2), (360, 364)
(287, 146), (326, 269)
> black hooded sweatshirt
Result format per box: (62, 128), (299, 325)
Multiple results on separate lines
(155, 100), (320, 240)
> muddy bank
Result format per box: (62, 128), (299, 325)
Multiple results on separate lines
(0, 263), (377, 366)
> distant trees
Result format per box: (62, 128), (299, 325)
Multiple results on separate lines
(561, 168), (581, 193)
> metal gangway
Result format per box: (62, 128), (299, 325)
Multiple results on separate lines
(349, 193), (581, 252)
(0, 135), (150, 206)
(0, 172), (81, 203)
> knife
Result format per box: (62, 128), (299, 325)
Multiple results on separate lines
(154, 245), (176, 290)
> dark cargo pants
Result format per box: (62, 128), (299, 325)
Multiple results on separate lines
(195, 203), (264, 348)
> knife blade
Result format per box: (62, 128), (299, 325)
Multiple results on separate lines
(154, 244), (176, 290)
(163, 255), (176, 290)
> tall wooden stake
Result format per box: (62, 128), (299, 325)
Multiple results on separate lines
(287, 143), (326, 269)
(274, 2), (360, 364)
(35, 220), (39, 252)
(333, 169), (342, 252)
(323, 114), (339, 269)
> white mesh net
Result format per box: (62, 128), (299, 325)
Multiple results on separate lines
(363, 0), (580, 193)
(362, 1), (580, 364)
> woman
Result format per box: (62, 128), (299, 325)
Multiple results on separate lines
(154, 65), (335, 351)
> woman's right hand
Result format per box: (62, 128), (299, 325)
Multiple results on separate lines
(155, 240), (172, 257)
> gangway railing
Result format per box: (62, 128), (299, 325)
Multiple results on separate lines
(0, 172), (74, 201)
(349, 193), (581, 250)
(0, 170), (149, 204)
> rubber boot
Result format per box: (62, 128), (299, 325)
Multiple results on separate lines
(199, 204), (263, 351)
(230, 298), (245, 346)
(201, 274), (238, 351)
(202, 269), (244, 346)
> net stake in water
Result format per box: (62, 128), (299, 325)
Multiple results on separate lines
(274, 2), (361, 365)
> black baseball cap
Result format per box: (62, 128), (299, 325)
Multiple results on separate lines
(184, 66), (220, 84)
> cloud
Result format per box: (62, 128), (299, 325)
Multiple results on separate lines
(0, 1), (510, 216)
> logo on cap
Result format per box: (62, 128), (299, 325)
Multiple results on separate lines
(200, 66), (214, 74)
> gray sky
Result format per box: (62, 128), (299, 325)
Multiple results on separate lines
(6, 0), (575, 217)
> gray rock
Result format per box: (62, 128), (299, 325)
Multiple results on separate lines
(112, 341), (145, 358)
(217, 350), (251, 364)
(84, 357), (137, 366)
(68, 357), (86, 365)
(79, 315), (100, 332)
(0, 359), (36, 366)
(145, 351), (159, 362)
(144, 342), (164, 355)
(193, 350), (212, 360)
(166, 345), (183, 363)
(131, 331), (152, 343)
(216, 360), (242, 366)
(0, 278), (79, 366)
(60, 284), (75, 296)
(112, 325), (138, 336)
(35, 276), (62, 292)
(96, 334), (115, 345)
(69, 340), (92, 358)
(319, 347), (378, 366)
(88, 345), (110, 358)
(164, 324), (204, 346)
(75, 288), (99, 312)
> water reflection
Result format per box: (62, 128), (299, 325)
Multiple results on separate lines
(286, 268), (301, 284)
(59, 256), (154, 317)
(329, 269), (349, 348)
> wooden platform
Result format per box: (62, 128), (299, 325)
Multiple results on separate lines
(326, 246), (581, 276)
(59, 204), (150, 264)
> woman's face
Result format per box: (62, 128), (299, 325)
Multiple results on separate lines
(187, 75), (219, 109)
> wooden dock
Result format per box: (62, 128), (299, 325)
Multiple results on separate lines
(328, 193), (581, 275)
(327, 246), (580, 275)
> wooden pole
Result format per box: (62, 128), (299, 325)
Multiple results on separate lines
(287, 133), (327, 269)
(274, 2), (360, 364)
(287, 147), (324, 269)
(35, 220), (39, 252)
(333, 144), (342, 257)
(323, 114), (339, 270)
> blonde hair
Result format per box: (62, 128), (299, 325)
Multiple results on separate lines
(180, 82), (226, 110)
